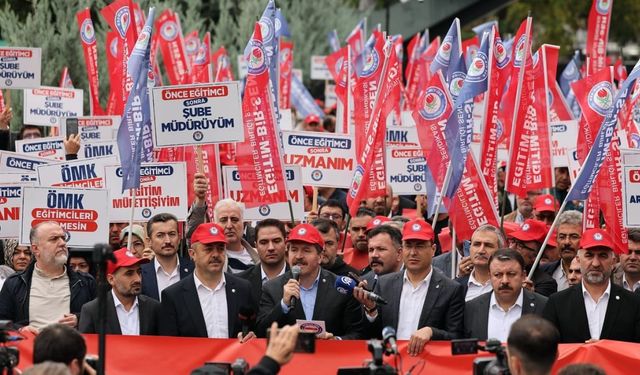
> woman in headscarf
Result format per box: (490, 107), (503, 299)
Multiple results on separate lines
(2, 239), (33, 272)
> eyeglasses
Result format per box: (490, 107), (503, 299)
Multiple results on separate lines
(513, 240), (539, 253)
(320, 213), (343, 221)
(557, 234), (581, 241)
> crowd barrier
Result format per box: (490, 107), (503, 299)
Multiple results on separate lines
(14, 334), (640, 374)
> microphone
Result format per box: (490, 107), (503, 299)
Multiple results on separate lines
(238, 306), (256, 338)
(334, 276), (388, 305)
(289, 265), (301, 309)
(382, 326), (398, 355)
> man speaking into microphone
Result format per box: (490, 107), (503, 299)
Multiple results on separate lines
(257, 223), (365, 339)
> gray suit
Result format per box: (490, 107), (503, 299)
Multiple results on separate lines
(463, 290), (547, 340)
(432, 252), (455, 279)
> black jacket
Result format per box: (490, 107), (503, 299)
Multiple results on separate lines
(0, 261), (95, 327)
(237, 264), (290, 312)
(323, 255), (359, 277)
(78, 292), (161, 335)
(141, 256), (194, 301)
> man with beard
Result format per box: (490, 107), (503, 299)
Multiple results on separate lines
(541, 211), (583, 292)
(364, 185), (416, 217)
(543, 228), (640, 343)
(360, 225), (403, 288)
(456, 225), (505, 301)
(108, 223), (127, 250)
(79, 248), (160, 335)
(464, 249), (547, 341)
(343, 208), (375, 271)
(141, 213), (194, 301)
(503, 190), (542, 224)
(613, 228), (640, 292)
(312, 218), (358, 277)
(238, 219), (289, 310)
(159, 223), (252, 338)
(0, 221), (95, 333)
(214, 199), (260, 273)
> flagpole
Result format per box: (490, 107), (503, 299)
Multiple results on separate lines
(346, 45), (352, 134)
(528, 197), (569, 278)
(126, 188), (137, 251)
(450, 227), (457, 278)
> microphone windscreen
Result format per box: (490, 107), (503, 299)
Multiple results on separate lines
(382, 326), (396, 340)
(291, 265), (301, 280)
(334, 276), (357, 295)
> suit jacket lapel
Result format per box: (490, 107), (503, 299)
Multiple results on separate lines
(601, 285), (622, 338)
(572, 286), (591, 338)
(522, 290), (537, 314)
(389, 273), (403, 329)
(106, 292), (122, 334)
(182, 275), (208, 337)
(477, 294), (491, 339)
(419, 270), (443, 326)
(226, 276), (239, 337)
(311, 270), (330, 321)
(138, 297), (150, 335)
(143, 265), (159, 300)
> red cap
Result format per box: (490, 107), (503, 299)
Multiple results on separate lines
(287, 223), (325, 247)
(304, 114), (321, 125)
(191, 223), (227, 245)
(366, 216), (391, 232)
(509, 219), (547, 243)
(534, 194), (558, 213)
(502, 222), (521, 237)
(402, 219), (435, 241)
(580, 228), (615, 251)
(548, 229), (558, 248)
(303, 185), (314, 197)
(107, 248), (149, 275)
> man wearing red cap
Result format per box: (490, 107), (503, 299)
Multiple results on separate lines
(503, 190), (542, 224)
(79, 248), (160, 335)
(257, 223), (364, 339)
(159, 223), (252, 338)
(300, 114), (324, 132)
(508, 219), (558, 297)
(355, 219), (464, 356)
(540, 210), (583, 292)
(543, 228), (640, 343)
(343, 208), (376, 271)
(533, 194), (558, 225)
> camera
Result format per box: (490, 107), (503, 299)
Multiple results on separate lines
(451, 338), (510, 375)
(337, 339), (397, 375)
(0, 320), (20, 375)
(266, 328), (316, 353)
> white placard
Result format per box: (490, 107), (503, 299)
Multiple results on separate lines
(385, 148), (427, 195)
(104, 162), (188, 221)
(78, 140), (119, 160)
(550, 120), (578, 168)
(2, 173), (38, 184)
(281, 131), (355, 188)
(19, 186), (109, 248)
(14, 137), (65, 161)
(0, 184), (29, 238)
(0, 47), (41, 88)
(621, 149), (640, 165)
(23, 86), (83, 126)
(150, 82), (244, 147)
(0, 151), (50, 173)
(223, 165), (304, 221)
(59, 116), (121, 141)
(37, 156), (117, 188)
(310, 55), (331, 80)
(401, 111), (416, 127)
(623, 164), (640, 227)
(324, 84), (337, 110)
(385, 126), (420, 148)
(278, 109), (294, 131)
(237, 55), (248, 79)
(567, 148), (580, 184)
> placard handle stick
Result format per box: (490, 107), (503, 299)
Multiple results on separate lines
(312, 187), (319, 213)
(196, 145), (204, 173)
(126, 188), (137, 251)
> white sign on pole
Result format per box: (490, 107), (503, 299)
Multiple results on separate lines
(0, 184), (31, 238)
(19, 186), (109, 248)
(0, 47), (41, 88)
(281, 131), (355, 188)
(2, 173), (38, 184)
(59, 116), (121, 141)
(223, 165), (304, 221)
(278, 109), (294, 131)
(310, 56), (332, 80)
(550, 120), (578, 168)
(150, 82), (244, 147)
(14, 137), (65, 161)
(37, 156), (117, 188)
(104, 162), (188, 221)
(385, 148), (428, 195)
(0, 151), (50, 173)
(621, 149), (640, 165)
(78, 140), (119, 160)
(385, 126), (420, 148)
(567, 148), (580, 184)
(23, 86), (83, 127)
(622, 164), (640, 227)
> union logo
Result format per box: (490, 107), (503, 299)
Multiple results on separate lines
(359, 49), (380, 78)
(596, 0), (611, 15)
(259, 18), (275, 44)
(349, 166), (365, 198)
(209, 227), (219, 235)
(419, 87), (447, 120)
(259, 205), (271, 216)
(412, 223), (421, 232)
(185, 37), (199, 55)
(467, 51), (488, 82)
(247, 41), (267, 75)
(494, 38), (509, 69)
(449, 72), (466, 99)
(593, 232), (603, 241)
(513, 35), (527, 67)
(80, 20), (96, 44)
(435, 36), (453, 66)
(587, 82), (613, 116)
(160, 21), (178, 41)
(298, 227), (307, 235)
(114, 7), (130, 39)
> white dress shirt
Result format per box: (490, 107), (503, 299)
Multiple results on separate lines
(260, 263), (287, 285)
(623, 275), (640, 292)
(582, 281), (611, 340)
(487, 290), (523, 342)
(112, 290), (140, 335)
(397, 269), (433, 340)
(465, 271), (493, 302)
(155, 257), (180, 300)
(194, 272), (229, 338)
(552, 262), (570, 292)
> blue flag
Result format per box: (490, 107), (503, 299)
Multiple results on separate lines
(430, 18), (461, 83)
(275, 8), (291, 38)
(567, 61), (640, 201)
(291, 74), (324, 119)
(117, 8), (155, 193)
(560, 51), (582, 119)
(327, 29), (341, 53)
(443, 32), (490, 199)
(472, 20), (498, 39)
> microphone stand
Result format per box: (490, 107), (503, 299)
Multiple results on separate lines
(93, 243), (115, 375)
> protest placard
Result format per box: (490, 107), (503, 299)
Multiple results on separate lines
(78, 140), (119, 160)
(278, 109), (294, 131)
(281, 131), (355, 188)
(104, 162), (188, 221)
(567, 147), (580, 183)
(14, 137), (65, 161)
(150, 82), (244, 147)
(385, 126), (420, 148)
(550, 120), (578, 168)
(325, 83), (337, 110)
(622, 164), (640, 228)
(19, 186), (109, 247)
(2, 173), (38, 183)
(0, 151), (50, 173)
(0, 184), (34, 238)
(385, 147), (428, 194)
(23, 86), (83, 126)
(37, 156), (117, 188)
(310, 55), (332, 80)
(223, 165), (304, 221)
(0, 47), (41, 88)
(59, 116), (121, 141)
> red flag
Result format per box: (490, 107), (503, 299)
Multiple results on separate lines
(191, 32), (212, 83)
(155, 9), (190, 85)
(326, 46), (349, 132)
(586, 0), (613, 75)
(404, 33), (421, 83)
(212, 46), (234, 82)
(59, 67), (74, 89)
(614, 57), (628, 86)
(131, 1), (145, 34)
(235, 23), (288, 208)
(105, 31), (122, 115)
(597, 129), (627, 251)
(76, 9), (104, 115)
(542, 45), (574, 122)
(279, 40), (294, 109)
(184, 30), (200, 67)
(410, 38), (440, 111)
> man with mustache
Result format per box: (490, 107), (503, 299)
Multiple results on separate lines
(159, 223), (252, 338)
(541, 211), (583, 292)
(613, 228), (640, 292)
(312, 218), (358, 277)
(567, 257), (582, 287)
(0, 221), (95, 334)
(141, 213), (194, 301)
(503, 190), (542, 224)
(214, 199), (260, 273)
(79, 248), (160, 335)
(463, 248), (547, 341)
(366, 225), (403, 278)
(343, 208), (376, 271)
(456, 225), (505, 301)
(543, 228), (640, 343)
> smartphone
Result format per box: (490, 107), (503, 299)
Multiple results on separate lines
(65, 118), (79, 137)
(451, 338), (479, 355)
(266, 329), (316, 353)
(462, 240), (471, 258)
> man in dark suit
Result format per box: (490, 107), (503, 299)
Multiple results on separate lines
(543, 228), (640, 343)
(141, 213), (194, 301)
(79, 248), (160, 335)
(257, 223), (364, 339)
(159, 223), (252, 338)
(354, 219), (464, 356)
(312, 218), (358, 277)
(238, 219), (289, 311)
(540, 210), (583, 292)
(464, 249), (547, 341)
